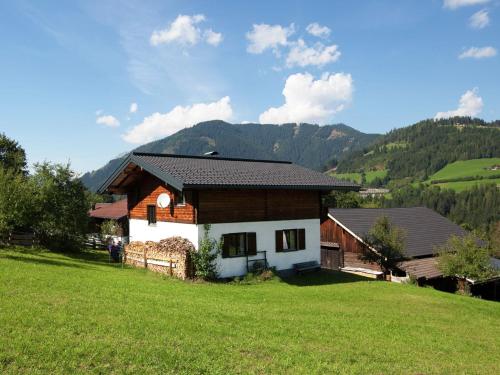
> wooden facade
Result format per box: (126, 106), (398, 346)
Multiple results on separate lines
(128, 171), (322, 225)
(320, 216), (382, 272)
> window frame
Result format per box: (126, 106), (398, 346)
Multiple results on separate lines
(275, 228), (306, 252)
(221, 232), (257, 258)
(174, 191), (186, 207)
(147, 204), (157, 226)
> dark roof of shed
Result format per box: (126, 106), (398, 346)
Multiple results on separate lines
(397, 257), (443, 280)
(99, 152), (359, 193)
(328, 207), (468, 258)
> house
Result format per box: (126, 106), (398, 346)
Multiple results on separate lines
(320, 207), (468, 280)
(88, 198), (129, 243)
(98, 152), (358, 278)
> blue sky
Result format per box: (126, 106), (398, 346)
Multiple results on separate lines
(0, 0), (498, 173)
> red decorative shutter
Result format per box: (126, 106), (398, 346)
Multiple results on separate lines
(275, 230), (283, 252)
(246, 233), (257, 256)
(298, 229), (306, 250)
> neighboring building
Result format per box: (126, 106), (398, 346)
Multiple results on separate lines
(320, 207), (468, 280)
(88, 198), (129, 240)
(98, 152), (358, 278)
(358, 188), (390, 198)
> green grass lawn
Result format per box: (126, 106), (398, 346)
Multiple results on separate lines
(1, 248), (499, 374)
(429, 158), (500, 181)
(332, 169), (387, 184)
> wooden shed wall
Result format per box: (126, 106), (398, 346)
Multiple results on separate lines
(320, 217), (382, 272)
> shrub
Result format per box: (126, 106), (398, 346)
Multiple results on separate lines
(191, 224), (221, 280)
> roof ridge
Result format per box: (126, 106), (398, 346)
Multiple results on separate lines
(132, 152), (292, 164)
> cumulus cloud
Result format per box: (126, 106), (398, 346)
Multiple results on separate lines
(204, 29), (223, 46)
(434, 88), (483, 119)
(122, 97), (233, 144)
(444, 0), (489, 9)
(246, 23), (294, 54)
(150, 14), (222, 47)
(97, 115), (120, 128)
(286, 39), (340, 67)
(259, 72), (353, 124)
(459, 46), (497, 59)
(129, 102), (138, 114)
(306, 23), (331, 38)
(469, 9), (490, 29)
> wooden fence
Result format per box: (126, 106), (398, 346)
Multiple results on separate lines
(1, 232), (38, 247)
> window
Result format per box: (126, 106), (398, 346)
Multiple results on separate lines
(174, 191), (186, 206)
(147, 205), (156, 225)
(275, 229), (305, 252)
(222, 232), (256, 258)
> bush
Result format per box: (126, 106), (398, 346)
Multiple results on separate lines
(191, 224), (221, 280)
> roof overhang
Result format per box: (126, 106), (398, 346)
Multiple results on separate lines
(97, 153), (184, 194)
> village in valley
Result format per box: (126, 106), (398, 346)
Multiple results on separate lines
(1, 1), (499, 374)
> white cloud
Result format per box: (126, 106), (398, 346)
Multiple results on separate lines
(469, 9), (490, 29)
(259, 72), (353, 124)
(306, 23), (331, 38)
(459, 46), (497, 59)
(129, 102), (138, 114)
(443, 0), (489, 9)
(434, 88), (483, 119)
(122, 96), (233, 144)
(150, 14), (222, 47)
(95, 109), (103, 116)
(97, 115), (120, 127)
(286, 39), (340, 67)
(246, 23), (294, 54)
(204, 29), (223, 46)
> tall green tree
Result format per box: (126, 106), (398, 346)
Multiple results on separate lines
(31, 162), (90, 251)
(361, 216), (406, 273)
(0, 133), (27, 174)
(0, 167), (33, 238)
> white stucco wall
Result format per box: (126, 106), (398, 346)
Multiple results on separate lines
(203, 219), (321, 278)
(130, 218), (321, 278)
(129, 219), (199, 248)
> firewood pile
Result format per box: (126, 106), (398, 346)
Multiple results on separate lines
(124, 237), (195, 279)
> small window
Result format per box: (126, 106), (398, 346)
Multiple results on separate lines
(222, 232), (257, 258)
(174, 192), (186, 206)
(147, 205), (156, 225)
(275, 229), (306, 252)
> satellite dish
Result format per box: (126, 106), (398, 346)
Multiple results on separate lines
(156, 193), (171, 208)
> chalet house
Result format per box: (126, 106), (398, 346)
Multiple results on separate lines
(98, 152), (357, 278)
(320, 207), (468, 280)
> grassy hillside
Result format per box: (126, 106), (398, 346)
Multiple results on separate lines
(1, 248), (499, 374)
(428, 158), (500, 181)
(432, 178), (500, 192)
(81, 121), (379, 192)
(337, 117), (500, 184)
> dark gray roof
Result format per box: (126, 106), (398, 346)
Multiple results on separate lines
(328, 207), (468, 258)
(99, 152), (359, 193)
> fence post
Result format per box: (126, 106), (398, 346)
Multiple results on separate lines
(143, 248), (148, 269)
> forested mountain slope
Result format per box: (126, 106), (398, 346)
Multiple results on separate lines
(81, 121), (379, 191)
(336, 117), (500, 182)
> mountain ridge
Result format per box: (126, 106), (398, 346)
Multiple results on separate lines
(81, 120), (379, 192)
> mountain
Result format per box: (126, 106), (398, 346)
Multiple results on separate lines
(336, 117), (500, 185)
(81, 120), (380, 192)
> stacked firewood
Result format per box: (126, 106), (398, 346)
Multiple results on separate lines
(124, 237), (195, 279)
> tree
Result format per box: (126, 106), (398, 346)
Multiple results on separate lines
(0, 167), (33, 238)
(323, 191), (360, 208)
(191, 224), (221, 280)
(0, 133), (27, 174)
(31, 162), (90, 251)
(437, 234), (497, 282)
(361, 216), (406, 273)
